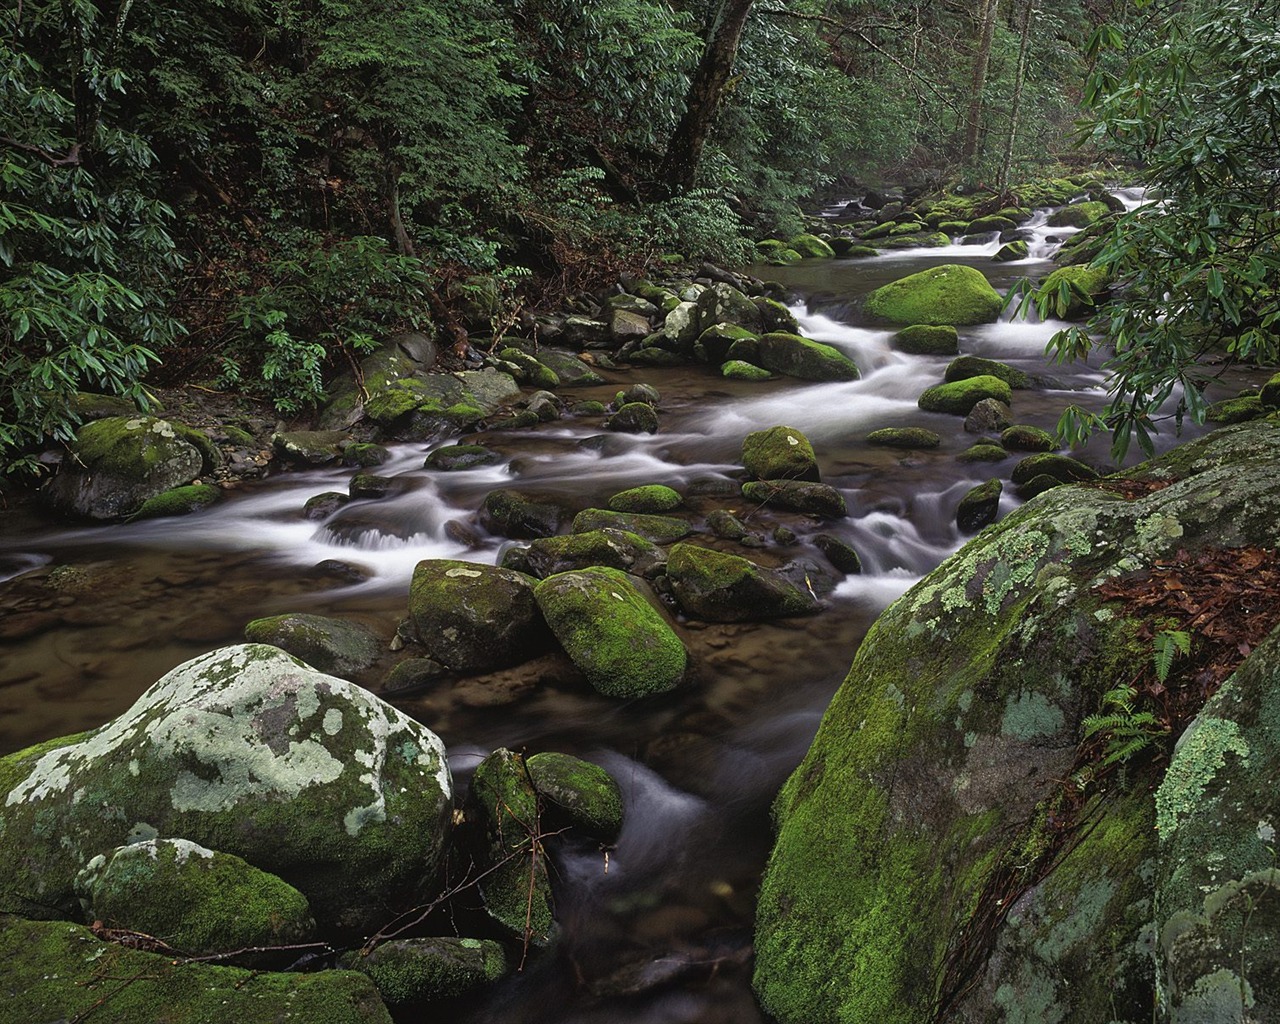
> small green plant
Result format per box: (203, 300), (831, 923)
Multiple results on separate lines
(1081, 683), (1167, 768)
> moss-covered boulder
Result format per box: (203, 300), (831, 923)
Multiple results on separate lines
(813, 534), (862, 575)
(408, 560), (548, 671)
(755, 332), (861, 381)
(364, 370), (519, 440)
(1047, 200), (1110, 228)
(753, 296), (801, 334)
(918, 375), (1013, 415)
(741, 479), (847, 518)
(963, 397), (1013, 434)
(723, 359), (773, 381)
(468, 749), (555, 945)
(1260, 372), (1280, 410)
(606, 401), (660, 434)
(767, 246), (804, 266)
(1010, 452), (1099, 485)
(992, 240), (1029, 262)
(0, 644), (452, 935)
(608, 484), (682, 513)
(130, 483), (221, 520)
(244, 613), (383, 678)
(696, 281), (763, 333)
(863, 265), (1003, 326)
(957, 442), (1009, 463)
(74, 838), (314, 956)
(572, 508), (693, 544)
(424, 444), (502, 471)
(526, 752), (624, 842)
(667, 543), (819, 622)
(535, 568), (686, 698)
(0, 914), (392, 1024)
(743, 425), (820, 482)
(787, 233), (836, 259)
(754, 418), (1280, 1024)
(479, 488), (566, 539)
(501, 529), (663, 580)
(1036, 264), (1112, 320)
(695, 322), (759, 365)
(337, 936), (506, 1008)
(944, 355), (1031, 390)
(1001, 424), (1057, 452)
(955, 477), (1002, 533)
(890, 324), (958, 356)
(533, 348), (606, 387)
(866, 427), (942, 449)
(1206, 395), (1266, 424)
(966, 214), (1018, 234)
(43, 416), (211, 521)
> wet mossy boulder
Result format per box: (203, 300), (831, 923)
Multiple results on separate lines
(813, 534), (862, 575)
(0, 644), (452, 935)
(1047, 200), (1110, 228)
(572, 508), (693, 544)
(130, 483), (221, 520)
(755, 332), (861, 381)
(425, 444), (502, 471)
(966, 214), (1018, 234)
(918, 375), (1013, 415)
(742, 425), (820, 482)
(963, 397), (1013, 434)
(695, 322), (759, 365)
(1205, 395), (1266, 424)
(767, 247), (804, 266)
(1010, 452), (1099, 485)
(957, 442), (1009, 463)
(955, 477), (1003, 533)
(863, 264), (1003, 326)
(537, 349), (606, 387)
(606, 401), (660, 434)
(866, 427), (942, 449)
(0, 914), (393, 1024)
(337, 936), (507, 1008)
(944, 355), (1031, 390)
(608, 484), (682, 513)
(243, 612), (383, 678)
(696, 281), (763, 333)
(468, 749), (556, 945)
(1260, 371), (1280, 410)
(74, 838), (314, 956)
(1001, 424), (1057, 452)
(480, 488), (565, 539)
(753, 418), (1280, 1024)
(667, 543), (819, 622)
(502, 528), (663, 580)
(992, 240), (1029, 262)
(498, 347), (560, 389)
(890, 324), (958, 356)
(364, 371), (519, 440)
(723, 359), (773, 381)
(741, 479), (847, 518)
(535, 568), (686, 698)
(787, 233), (836, 259)
(43, 416), (210, 521)
(753, 296), (801, 334)
(408, 560), (548, 671)
(526, 752), (624, 842)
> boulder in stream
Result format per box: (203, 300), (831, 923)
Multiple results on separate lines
(243, 612), (384, 678)
(755, 332), (861, 382)
(526, 752), (624, 842)
(667, 543), (819, 622)
(862, 264), (1003, 326)
(741, 480), (848, 518)
(572, 508), (693, 544)
(742, 425), (820, 482)
(337, 937), (507, 1008)
(502, 528), (664, 580)
(890, 324), (958, 356)
(0, 644), (453, 935)
(866, 427), (942, 449)
(944, 355), (1031, 390)
(480, 488), (566, 539)
(954, 477), (1003, 533)
(918, 375), (1013, 415)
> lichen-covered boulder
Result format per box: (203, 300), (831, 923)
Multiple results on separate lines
(944, 355), (1031, 390)
(244, 613), (383, 678)
(571, 508), (693, 544)
(891, 324), (958, 356)
(918, 374), (1013, 415)
(743, 425), (820, 482)
(337, 936), (507, 1007)
(43, 416), (212, 520)
(667, 543), (819, 622)
(753, 419), (1280, 1024)
(408, 560), (548, 671)
(741, 480), (847, 518)
(74, 838), (314, 956)
(468, 749), (556, 944)
(534, 568), (686, 698)
(753, 297), (801, 334)
(863, 264), (1003, 326)
(0, 913), (393, 1024)
(0, 644), (452, 935)
(755, 332), (861, 382)
(696, 281), (763, 333)
(501, 528), (663, 580)
(526, 752), (624, 842)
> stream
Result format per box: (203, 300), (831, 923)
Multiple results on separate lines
(0, 188), (1220, 1022)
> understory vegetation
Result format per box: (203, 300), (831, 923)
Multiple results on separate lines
(1, 0), (1274, 472)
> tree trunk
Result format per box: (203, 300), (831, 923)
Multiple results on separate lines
(657, 0), (756, 197)
(998, 0), (1035, 188)
(961, 0), (1000, 164)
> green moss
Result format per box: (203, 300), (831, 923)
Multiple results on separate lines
(1010, 453), (1098, 485)
(958, 443), (1010, 463)
(338, 937), (506, 1006)
(526, 752), (624, 841)
(866, 427), (942, 449)
(742, 425), (820, 481)
(741, 480), (847, 517)
(1036, 265), (1112, 319)
(767, 247), (804, 266)
(918, 375), (1013, 415)
(667, 542), (818, 622)
(1205, 395), (1265, 424)
(945, 355), (1031, 390)
(1001, 425), (1056, 452)
(722, 359), (773, 381)
(787, 233), (836, 258)
(1046, 201), (1110, 228)
(756, 332), (861, 381)
(571, 508), (692, 543)
(863, 264), (1003, 326)
(129, 484), (220, 520)
(892, 324), (958, 355)
(608, 484), (682, 513)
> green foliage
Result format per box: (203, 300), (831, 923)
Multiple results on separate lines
(1152, 628), (1191, 684)
(1081, 683), (1168, 769)
(1039, 0), (1280, 459)
(0, 0), (182, 476)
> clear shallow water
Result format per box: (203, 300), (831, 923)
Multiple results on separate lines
(0, 217), (1216, 1022)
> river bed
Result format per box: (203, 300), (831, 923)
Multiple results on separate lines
(0, 202), (1228, 1021)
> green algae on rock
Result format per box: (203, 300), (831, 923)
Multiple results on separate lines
(503, 528), (663, 580)
(863, 264), (1003, 326)
(667, 543), (819, 622)
(75, 838), (314, 956)
(944, 355), (1032, 390)
(0, 644), (452, 936)
(742, 425), (820, 482)
(535, 567), (686, 698)
(890, 324), (958, 356)
(571, 508), (693, 544)
(722, 358), (773, 381)
(129, 482), (221, 520)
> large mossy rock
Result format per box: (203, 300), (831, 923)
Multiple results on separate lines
(862, 264), (1003, 326)
(0, 914), (392, 1024)
(753, 419), (1280, 1024)
(667, 543), (819, 622)
(918, 374), (1013, 415)
(571, 508), (693, 544)
(534, 568), (686, 698)
(755, 332), (861, 381)
(408, 560), (547, 671)
(43, 416), (211, 521)
(0, 644), (452, 936)
(742, 425), (820, 482)
(243, 612), (383, 678)
(74, 838), (314, 956)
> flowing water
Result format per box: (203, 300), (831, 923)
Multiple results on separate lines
(0, 193), (1221, 1021)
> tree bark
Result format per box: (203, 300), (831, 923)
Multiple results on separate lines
(961, 0), (1000, 164)
(998, 0), (1035, 188)
(657, 0), (756, 197)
